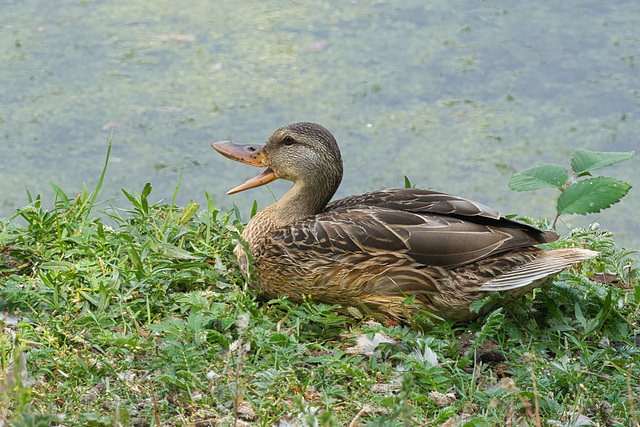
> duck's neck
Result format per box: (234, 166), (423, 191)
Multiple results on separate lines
(242, 177), (338, 245)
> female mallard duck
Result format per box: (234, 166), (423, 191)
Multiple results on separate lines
(212, 122), (597, 321)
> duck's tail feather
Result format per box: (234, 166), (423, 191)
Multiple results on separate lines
(478, 248), (598, 292)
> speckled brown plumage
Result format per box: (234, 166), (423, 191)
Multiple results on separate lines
(212, 122), (597, 321)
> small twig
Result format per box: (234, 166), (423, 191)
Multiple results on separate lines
(529, 362), (541, 427)
(348, 406), (368, 427)
(512, 387), (535, 424)
(234, 313), (250, 427)
(506, 356), (541, 427)
(608, 360), (640, 381)
(147, 378), (161, 427)
(506, 395), (514, 426)
(233, 336), (243, 427)
(580, 369), (613, 381)
(275, 313), (290, 332)
(551, 212), (561, 230)
(629, 371), (639, 427)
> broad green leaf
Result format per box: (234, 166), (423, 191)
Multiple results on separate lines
(556, 177), (631, 215)
(178, 199), (199, 224)
(141, 182), (153, 199)
(40, 260), (76, 271)
(508, 164), (568, 191)
(141, 182), (152, 213)
(232, 202), (242, 222)
(158, 242), (201, 260)
(128, 247), (144, 274)
(121, 188), (135, 204)
(548, 324), (577, 333)
(49, 182), (70, 206)
(571, 149), (634, 175)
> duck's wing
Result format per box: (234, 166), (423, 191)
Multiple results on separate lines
(326, 188), (504, 220)
(327, 187), (557, 243)
(272, 205), (554, 269)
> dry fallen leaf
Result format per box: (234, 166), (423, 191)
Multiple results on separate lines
(429, 390), (457, 408)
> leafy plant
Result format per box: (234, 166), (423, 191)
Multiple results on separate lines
(2, 138), (640, 425)
(508, 149), (633, 227)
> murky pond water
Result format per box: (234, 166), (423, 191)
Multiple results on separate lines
(1, 0), (639, 248)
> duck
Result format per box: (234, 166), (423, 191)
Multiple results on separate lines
(212, 122), (597, 321)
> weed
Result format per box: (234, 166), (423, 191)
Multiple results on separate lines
(0, 146), (639, 425)
(508, 149), (634, 228)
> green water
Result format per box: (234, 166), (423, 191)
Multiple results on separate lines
(1, 0), (638, 248)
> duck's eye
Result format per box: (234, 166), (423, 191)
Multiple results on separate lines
(283, 135), (296, 146)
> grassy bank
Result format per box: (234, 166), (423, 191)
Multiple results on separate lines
(1, 178), (639, 426)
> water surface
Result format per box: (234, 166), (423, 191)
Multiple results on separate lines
(1, 0), (638, 247)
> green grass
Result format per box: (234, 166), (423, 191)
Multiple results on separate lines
(1, 162), (639, 426)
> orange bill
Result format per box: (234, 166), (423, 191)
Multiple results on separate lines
(211, 141), (278, 194)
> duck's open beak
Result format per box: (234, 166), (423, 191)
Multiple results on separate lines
(211, 141), (278, 195)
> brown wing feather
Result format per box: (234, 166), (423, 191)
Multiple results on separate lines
(270, 203), (555, 269)
(327, 188), (503, 219)
(327, 188), (557, 244)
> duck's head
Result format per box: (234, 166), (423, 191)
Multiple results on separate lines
(212, 122), (344, 198)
